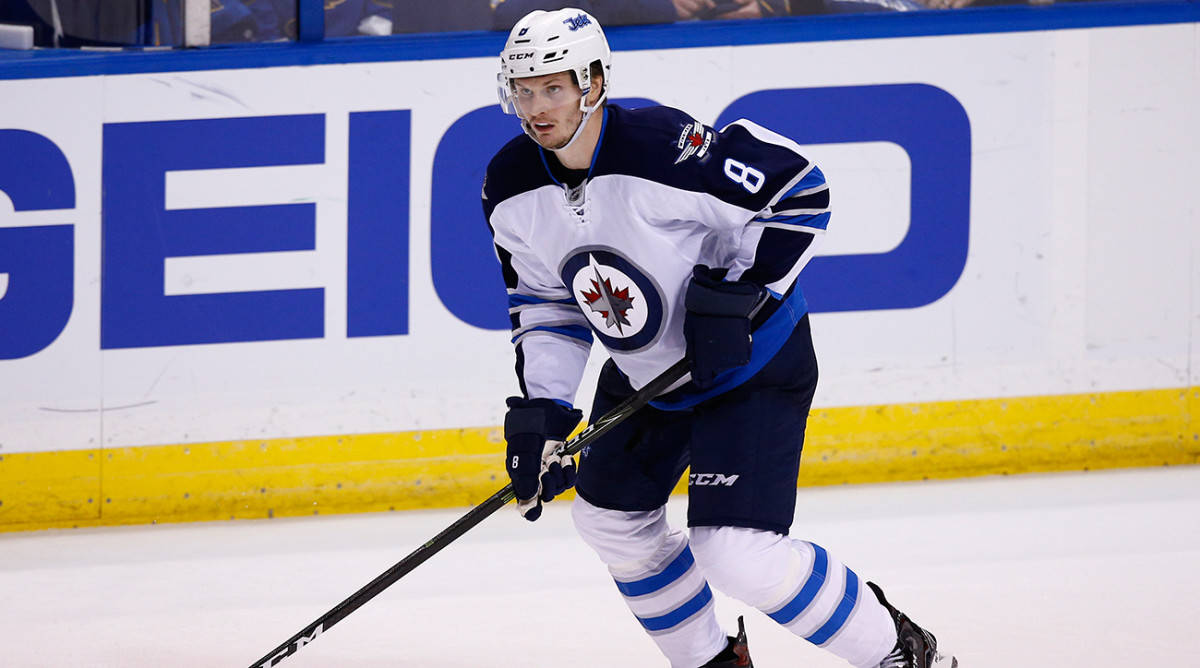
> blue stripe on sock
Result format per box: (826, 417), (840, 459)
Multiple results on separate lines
(614, 546), (695, 598)
(637, 584), (714, 632)
(806, 567), (860, 645)
(766, 543), (829, 625)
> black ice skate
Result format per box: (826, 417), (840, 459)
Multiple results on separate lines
(867, 582), (958, 668)
(700, 616), (753, 667)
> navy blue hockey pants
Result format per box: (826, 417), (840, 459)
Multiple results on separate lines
(575, 315), (818, 535)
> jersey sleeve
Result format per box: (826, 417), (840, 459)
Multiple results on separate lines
(701, 119), (829, 296)
(483, 180), (592, 407)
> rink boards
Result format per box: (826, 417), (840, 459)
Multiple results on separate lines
(1, 3), (1199, 530)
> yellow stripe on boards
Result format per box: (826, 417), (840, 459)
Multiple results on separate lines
(0, 428), (510, 532)
(0, 448), (101, 526)
(2, 387), (1198, 532)
(800, 386), (1199, 486)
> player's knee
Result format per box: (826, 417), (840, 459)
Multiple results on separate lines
(690, 526), (804, 609)
(571, 496), (673, 570)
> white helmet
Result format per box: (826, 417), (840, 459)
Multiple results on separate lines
(497, 8), (612, 151)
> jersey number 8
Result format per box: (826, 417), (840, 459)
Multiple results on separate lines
(723, 158), (765, 194)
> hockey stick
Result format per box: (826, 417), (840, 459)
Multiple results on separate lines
(249, 358), (691, 668)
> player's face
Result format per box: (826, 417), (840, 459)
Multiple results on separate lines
(510, 72), (585, 149)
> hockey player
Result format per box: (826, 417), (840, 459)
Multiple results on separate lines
(483, 9), (958, 668)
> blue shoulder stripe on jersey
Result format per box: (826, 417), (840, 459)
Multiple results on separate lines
(806, 567), (860, 645)
(767, 542), (830, 625)
(508, 293), (577, 308)
(636, 584), (714, 632)
(774, 184), (830, 210)
(614, 545), (695, 598)
(757, 211), (831, 231)
(773, 193), (829, 213)
(773, 166), (827, 204)
(511, 324), (594, 345)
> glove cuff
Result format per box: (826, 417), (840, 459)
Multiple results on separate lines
(504, 397), (583, 441)
(686, 265), (764, 318)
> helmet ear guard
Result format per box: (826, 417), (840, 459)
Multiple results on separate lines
(573, 64), (593, 109)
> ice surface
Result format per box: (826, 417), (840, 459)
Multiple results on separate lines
(2, 467), (1198, 667)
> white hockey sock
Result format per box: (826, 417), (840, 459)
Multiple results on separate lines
(573, 500), (727, 668)
(691, 527), (897, 668)
(611, 537), (727, 668)
(765, 539), (896, 667)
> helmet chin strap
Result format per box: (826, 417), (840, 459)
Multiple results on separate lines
(548, 99), (602, 153)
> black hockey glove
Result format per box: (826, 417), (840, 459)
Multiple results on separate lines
(503, 396), (583, 522)
(683, 265), (765, 390)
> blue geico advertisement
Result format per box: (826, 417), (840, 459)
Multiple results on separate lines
(1, 19), (1197, 455)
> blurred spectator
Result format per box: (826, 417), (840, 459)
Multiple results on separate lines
(210, 0), (398, 43)
(920, 0), (1045, 8)
(325, 0), (393, 37)
(392, 0), (492, 33)
(210, 0), (267, 42)
(0, 0), (182, 47)
(811, 0), (923, 13)
(0, 0), (1071, 50)
(492, 0), (791, 29)
(493, 0), (674, 27)
(693, 0), (790, 20)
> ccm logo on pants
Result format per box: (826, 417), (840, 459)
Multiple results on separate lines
(689, 473), (740, 487)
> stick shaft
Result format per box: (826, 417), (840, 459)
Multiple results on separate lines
(250, 359), (689, 667)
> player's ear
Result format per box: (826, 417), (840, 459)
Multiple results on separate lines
(587, 73), (605, 105)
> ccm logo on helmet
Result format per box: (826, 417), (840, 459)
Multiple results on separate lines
(689, 473), (740, 487)
(563, 13), (592, 30)
(508, 52), (533, 60)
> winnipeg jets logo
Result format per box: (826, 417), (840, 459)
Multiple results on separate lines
(580, 258), (635, 333)
(563, 14), (592, 31)
(675, 121), (713, 164)
(561, 248), (665, 352)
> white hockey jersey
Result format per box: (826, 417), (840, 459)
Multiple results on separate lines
(483, 104), (829, 410)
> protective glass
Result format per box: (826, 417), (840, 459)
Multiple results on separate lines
(504, 76), (585, 120)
